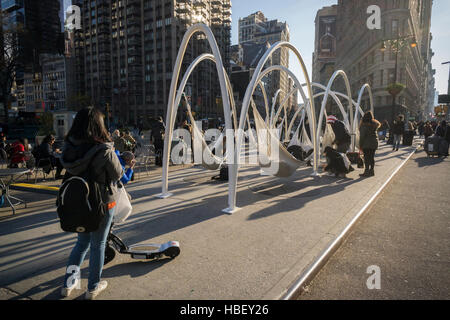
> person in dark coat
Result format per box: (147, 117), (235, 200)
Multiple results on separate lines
(151, 117), (165, 166)
(326, 115), (352, 153)
(36, 134), (64, 179)
(391, 115), (405, 151)
(423, 121), (433, 140)
(323, 146), (354, 178)
(359, 111), (381, 177)
(435, 120), (449, 157)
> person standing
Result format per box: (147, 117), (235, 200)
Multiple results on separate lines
(435, 120), (449, 157)
(391, 115), (405, 152)
(151, 117), (165, 166)
(359, 111), (381, 177)
(60, 107), (123, 300)
(423, 121), (433, 141)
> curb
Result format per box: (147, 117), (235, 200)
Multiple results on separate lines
(282, 145), (418, 300)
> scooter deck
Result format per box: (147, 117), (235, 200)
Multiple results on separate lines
(105, 232), (180, 265)
(127, 241), (181, 260)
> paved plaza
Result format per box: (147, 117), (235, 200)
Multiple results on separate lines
(0, 140), (429, 299)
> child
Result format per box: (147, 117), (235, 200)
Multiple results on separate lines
(115, 150), (136, 184)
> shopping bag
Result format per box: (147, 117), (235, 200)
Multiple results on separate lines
(113, 186), (132, 224)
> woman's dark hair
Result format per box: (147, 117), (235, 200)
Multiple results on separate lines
(43, 134), (55, 144)
(66, 107), (111, 143)
(360, 111), (381, 129)
(362, 111), (374, 123)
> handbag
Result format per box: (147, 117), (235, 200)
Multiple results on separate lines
(113, 186), (132, 224)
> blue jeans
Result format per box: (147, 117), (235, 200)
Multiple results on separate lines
(63, 207), (115, 291)
(393, 134), (402, 150)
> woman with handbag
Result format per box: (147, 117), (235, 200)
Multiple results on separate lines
(59, 107), (123, 299)
(359, 111), (381, 177)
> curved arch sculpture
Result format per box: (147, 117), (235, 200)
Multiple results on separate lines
(160, 24), (376, 213)
(159, 24), (234, 200)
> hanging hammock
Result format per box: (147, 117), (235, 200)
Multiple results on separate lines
(252, 104), (306, 178)
(183, 94), (224, 170)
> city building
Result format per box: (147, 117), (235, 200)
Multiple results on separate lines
(41, 53), (77, 112)
(230, 41), (271, 110)
(312, 0), (434, 123)
(1, 0), (65, 112)
(237, 11), (293, 114)
(312, 5), (338, 86)
(72, 0), (232, 127)
(24, 72), (44, 112)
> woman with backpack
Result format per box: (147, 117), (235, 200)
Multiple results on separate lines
(359, 111), (381, 177)
(59, 107), (123, 300)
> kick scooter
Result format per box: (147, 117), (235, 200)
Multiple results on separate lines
(104, 224), (180, 265)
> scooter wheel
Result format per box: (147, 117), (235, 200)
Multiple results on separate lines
(104, 245), (116, 265)
(165, 246), (180, 259)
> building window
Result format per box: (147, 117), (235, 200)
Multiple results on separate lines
(392, 19), (399, 37)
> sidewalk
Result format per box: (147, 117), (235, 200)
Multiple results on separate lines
(0, 141), (418, 300)
(300, 150), (450, 299)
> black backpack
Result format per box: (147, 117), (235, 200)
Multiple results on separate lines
(56, 166), (108, 233)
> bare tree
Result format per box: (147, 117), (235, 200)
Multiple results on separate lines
(0, 12), (28, 123)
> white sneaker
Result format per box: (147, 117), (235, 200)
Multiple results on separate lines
(85, 281), (108, 300)
(61, 279), (79, 297)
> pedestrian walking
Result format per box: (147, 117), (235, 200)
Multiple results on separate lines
(359, 111), (381, 177)
(59, 107), (123, 300)
(391, 115), (405, 152)
(418, 121), (424, 138)
(326, 115), (352, 153)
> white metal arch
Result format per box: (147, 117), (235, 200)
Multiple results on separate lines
(225, 41), (318, 213)
(315, 70), (354, 164)
(159, 24), (234, 200)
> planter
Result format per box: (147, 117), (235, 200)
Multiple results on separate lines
(386, 83), (406, 97)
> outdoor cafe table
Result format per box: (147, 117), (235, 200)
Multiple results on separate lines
(0, 168), (30, 215)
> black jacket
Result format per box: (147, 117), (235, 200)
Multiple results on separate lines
(36, 142), (57, 160)
(392, 120), (405, 135)
(331, 120), (351, 145)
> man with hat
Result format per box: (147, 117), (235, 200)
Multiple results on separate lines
(326, 115), (352, 153)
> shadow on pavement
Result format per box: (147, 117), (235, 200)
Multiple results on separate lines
(247, 175), (360, 220)
(102, 258), (172, 279)
(414, 154), (446, 168)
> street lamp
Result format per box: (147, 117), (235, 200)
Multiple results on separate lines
(443, 61), (450, 95)
(380, 35), (417, 124)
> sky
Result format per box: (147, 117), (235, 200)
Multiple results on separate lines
(231, 0), (450, 98)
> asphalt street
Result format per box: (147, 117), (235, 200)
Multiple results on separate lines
(300, 149), (450, 300)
